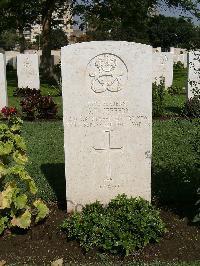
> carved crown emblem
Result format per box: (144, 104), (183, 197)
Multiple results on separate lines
(95, 54), (117, 73)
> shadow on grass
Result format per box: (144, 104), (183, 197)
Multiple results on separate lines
(41, 163), (66, 210)
(164, 106), (183, 115)
(152, 164), (199, 221)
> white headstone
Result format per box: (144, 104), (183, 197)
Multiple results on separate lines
(61, 41), (152, 212)
(170, 47), (175, 54)
(152, 52), (173, 88)
(0, 53), (8, 110)
(17, 54), (40, 89)
(5, 51), (20, 70)
(187, 51), (200, 99)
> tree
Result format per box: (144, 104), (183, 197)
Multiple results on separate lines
(35, 28), (68, 50)
(0, 0), (72, 77)
(0, 0), (39, 52)
(148, 15), (200, 49)
(0, 29), (19, 50)
(75, 0), (199, 43)
(39, 0), (72, 78)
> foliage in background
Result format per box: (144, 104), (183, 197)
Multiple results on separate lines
(148, 16), (200, 49)
(174, 61), (185, 71)
(168, 85), (184, 95)
(0, 29), (19, 50)
(75, 0), (199, 48)
(0, 117), (49, 235)
(152, 80), (166, 117)
(35, 28), (68, 50)
(62, 194), (166, 255)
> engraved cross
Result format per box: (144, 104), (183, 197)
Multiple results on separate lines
(93, 130), (123, 183)
(93, 130), (123, 151)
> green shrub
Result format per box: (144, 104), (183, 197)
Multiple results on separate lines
(0, 117), (49, 235)
(152, 81), (166, 117)
(168, 85), (184, 95)
(182, 96), (200, 118)
(174, 61), (185, 71)
(61, 194), (166, 255)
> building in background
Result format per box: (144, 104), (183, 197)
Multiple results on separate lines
(23, 8), (77, 45)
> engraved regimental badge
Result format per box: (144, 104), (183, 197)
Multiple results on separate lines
(87, 53), (128, 93)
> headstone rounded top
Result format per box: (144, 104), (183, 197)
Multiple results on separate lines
(61, 41), (152, 51)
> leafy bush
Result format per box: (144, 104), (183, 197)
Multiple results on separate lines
(0, 118), (49, 235)
(174, 61), (185, 71)
(20, 94), (39, 120)
(37, 96), (58, 119)
(61, 194), (166, 255)
(13, 87), (41, 97)
(20, 90), (58, 120)
(152, 81), (166, 117)
(168, 85), (184, 95)
(1, 106), (17, 119)
(182, 96), (200, 118)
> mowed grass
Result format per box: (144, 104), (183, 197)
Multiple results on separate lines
(173, 66), (188, 89)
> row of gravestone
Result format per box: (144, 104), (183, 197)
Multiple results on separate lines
(0, 41), (199, 212)
(2, 50), (179, 90)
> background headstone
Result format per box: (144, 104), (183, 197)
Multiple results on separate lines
(61, 41), (152, 212)
(152, 52), (173, 88)
(0, 53), (8, 110)
(17, 54), (40, 89)
(5, 51), (20, 70)
(187, 51), (200, 99)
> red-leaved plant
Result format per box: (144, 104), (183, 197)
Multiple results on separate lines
(1, 106), (17, 119)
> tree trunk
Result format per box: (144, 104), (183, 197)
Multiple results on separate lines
(18, 28), (26, 53)
(41, 1), (54, 79)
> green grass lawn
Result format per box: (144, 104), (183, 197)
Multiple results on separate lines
(173, 67), (188, 89)
(20, 119), (199, 207)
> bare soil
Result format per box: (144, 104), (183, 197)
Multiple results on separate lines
(0, 204), (200, 265)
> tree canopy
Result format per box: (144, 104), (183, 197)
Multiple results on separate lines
(74, 0), (199, 45)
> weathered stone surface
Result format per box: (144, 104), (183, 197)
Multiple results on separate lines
(0, 53), (8, 110)
(152, 52), (173, 88)
(61, 41), (152, 212)
(187, 51), (200, 99)
(17, 54), (40, 89)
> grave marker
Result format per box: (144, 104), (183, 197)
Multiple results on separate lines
(152, 52), (173, 88)
(0, 53), (8, 110)
(187, 51), (200, 99)
(17, 54), (40, 89)
(61, 41), (152, 212)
